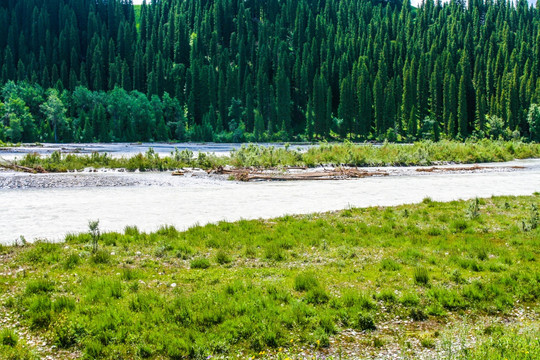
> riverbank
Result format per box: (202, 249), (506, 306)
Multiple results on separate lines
(1, 195), (538, 359)
(1, 140), (539, 173)
(1, 160), (532, 189)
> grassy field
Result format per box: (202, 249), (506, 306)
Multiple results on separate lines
(6, 140), (540, 172)
(0, 195), (538, 359)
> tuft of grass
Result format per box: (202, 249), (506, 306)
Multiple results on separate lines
(414, 267), (430, 285)
(294, 272), (319, 292)
(0, 328), (18, 347)
(376, 289), (397, 303)
(467, 197), (481, 219)
(380, 258), (401, 271)
(420, 334), (436, 348)
(190, 257), (210, 269)
(90, 249), (110, 264)
(215, 249), (232, 265)
(25, 279), (54, 295)
(63, 253), (80, 270)
(355, 313), (376, 331)
(305, 287), (330, 304)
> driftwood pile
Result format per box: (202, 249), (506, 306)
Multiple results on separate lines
(211, 166), (389, 182)
(0, 157), (47, 174)
(416, 165), (525, 173)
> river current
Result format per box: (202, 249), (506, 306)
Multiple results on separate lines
(0, 143), (539, 244)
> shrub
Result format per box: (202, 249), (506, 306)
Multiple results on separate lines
(190, 257), (210, 269)
(467, 198), (480, 219)
(166, 337), (191, 359)
(121, 268), (138, 281)
(243, 245), (257, 258)
(451, 269), (467, 284)
(88, 220), (100, 253)
(138, 344), (153, 358)
(154, 244), (172, 258)
(373, 336), (385, 348)
(527, 103), (540, 142)
(294, 272), (319, 292)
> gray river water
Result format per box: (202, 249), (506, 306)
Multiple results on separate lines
(0, 142), (313, 160)
(1, 157), (539, 244)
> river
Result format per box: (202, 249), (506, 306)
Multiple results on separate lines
(1, 157), (539, 244)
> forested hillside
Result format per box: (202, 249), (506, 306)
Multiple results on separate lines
(0, 0), (539, 143)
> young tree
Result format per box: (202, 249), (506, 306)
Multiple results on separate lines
(527, 104), (540, 142)
(40, 90), (68, 142)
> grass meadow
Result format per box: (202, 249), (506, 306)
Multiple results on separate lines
(0, 195), (538, 359)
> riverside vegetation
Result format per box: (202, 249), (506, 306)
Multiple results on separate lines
(5, 140), (540, 173)
(0, 195), (539, 359)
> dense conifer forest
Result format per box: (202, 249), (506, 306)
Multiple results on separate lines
(0, 0), (539, 143)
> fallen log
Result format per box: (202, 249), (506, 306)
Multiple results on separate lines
(232, 168), (389, 181)
(0, 157), (48, 173)
(0, 163), (48, 173)
(416, 165), (484, 172)
(416, 165), (525, 173)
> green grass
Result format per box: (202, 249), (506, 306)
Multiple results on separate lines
(7, 139), (540, 172)
(0, 195), (539, 359)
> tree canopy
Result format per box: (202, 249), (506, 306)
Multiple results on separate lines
(0, 0), (539, 143)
